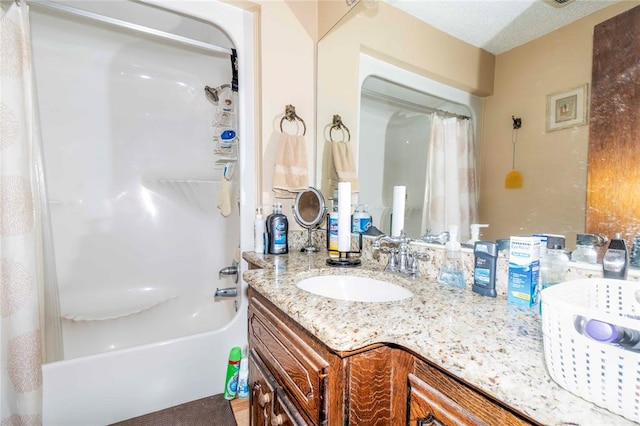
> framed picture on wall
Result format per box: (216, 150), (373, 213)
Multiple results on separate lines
(546, 84), (589, 132)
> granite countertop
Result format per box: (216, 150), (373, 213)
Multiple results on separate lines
(242, 250), (636, 426)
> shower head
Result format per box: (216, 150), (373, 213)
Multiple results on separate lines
(204, 84), (230, 104)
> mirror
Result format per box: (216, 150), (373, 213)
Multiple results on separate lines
(292, 187), (326, 252)
(316, 1), (637, 247)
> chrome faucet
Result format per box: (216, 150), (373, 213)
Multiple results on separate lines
(214, 287), (237, 301)
(420, 229), (450, 245)
(373, 230), (429, 277)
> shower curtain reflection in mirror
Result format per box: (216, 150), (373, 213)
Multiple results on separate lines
(1, 1), (62, 422)
(427, 114), (479, 242)
(359, 91), (478, 241)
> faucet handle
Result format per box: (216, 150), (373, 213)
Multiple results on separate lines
(385, 249), (398, 273)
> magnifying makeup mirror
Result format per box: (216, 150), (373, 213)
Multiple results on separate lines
(292, 187), (326, 252)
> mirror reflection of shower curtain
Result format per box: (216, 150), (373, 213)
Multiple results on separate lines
(0, 1), (62, 421)
(426, 114), (479, 242)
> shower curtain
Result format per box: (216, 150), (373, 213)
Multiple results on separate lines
(426, 114), (478, 242)
(1, 1), (62, 422)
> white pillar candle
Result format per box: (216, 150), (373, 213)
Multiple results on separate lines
(391, 185), (406, 237)
(338, 181), (351, 252)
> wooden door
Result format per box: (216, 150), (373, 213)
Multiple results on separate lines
(587, 5), (640, 241)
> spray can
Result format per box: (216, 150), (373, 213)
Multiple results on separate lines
(223, 346), (242, 400)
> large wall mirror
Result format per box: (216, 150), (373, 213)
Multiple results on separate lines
(317, 0), (640, 248)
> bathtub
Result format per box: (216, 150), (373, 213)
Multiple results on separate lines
(42, 287), (247, 426)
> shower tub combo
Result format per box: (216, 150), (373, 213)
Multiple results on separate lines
(31, 1), (256, 424)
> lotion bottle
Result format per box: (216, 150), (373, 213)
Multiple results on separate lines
(254, 207), (265, 254)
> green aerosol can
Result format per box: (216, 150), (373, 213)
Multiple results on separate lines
(223, 346), (243, 399)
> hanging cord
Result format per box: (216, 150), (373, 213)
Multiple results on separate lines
(511, 116), (522, 169)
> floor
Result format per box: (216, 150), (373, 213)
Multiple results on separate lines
(231, 398), (250, 426)
(110, 396), (249, 426)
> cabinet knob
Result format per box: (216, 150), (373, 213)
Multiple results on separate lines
(417, 414), (445, 426)
(258, 389), (271, 407)
(270, 413), (284, 425)
(252, 382), (271, 408)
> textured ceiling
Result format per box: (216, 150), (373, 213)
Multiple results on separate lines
(384, 0), (618, 55)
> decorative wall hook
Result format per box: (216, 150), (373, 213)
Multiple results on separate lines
(329, 114), (351, 142)
(512, 116), (522, 129)
(279, 104), (306, 135)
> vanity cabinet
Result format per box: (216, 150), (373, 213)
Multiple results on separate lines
(248, 288), (537, 426)
(408, 360), (531, 426)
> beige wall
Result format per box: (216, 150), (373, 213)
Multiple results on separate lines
(252, 1), (317, 222)
(479, 1), (640, 246)
(316, 1), (495, 198)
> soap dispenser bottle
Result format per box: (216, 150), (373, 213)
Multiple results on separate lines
(603, 232), (629, 279)
(438, 225), (465, 288)
(467, 224), (489, 245)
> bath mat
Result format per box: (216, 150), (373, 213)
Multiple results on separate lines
(110, 394), (237, 426)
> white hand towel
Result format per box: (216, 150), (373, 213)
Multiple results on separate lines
(273, 132), (309, 198)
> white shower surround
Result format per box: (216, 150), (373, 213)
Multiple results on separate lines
(357, 54), (482, 238)
(36, 1), (255, 424)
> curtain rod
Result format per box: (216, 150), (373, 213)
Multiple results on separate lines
(361, 88), (470, 120)
(28, 0), (233, 56)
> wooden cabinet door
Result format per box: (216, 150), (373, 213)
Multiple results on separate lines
(408, 373), (486, 426)
(250, 349), (276, 426)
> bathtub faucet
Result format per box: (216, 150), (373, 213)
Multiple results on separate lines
(214, 287), (237, 301)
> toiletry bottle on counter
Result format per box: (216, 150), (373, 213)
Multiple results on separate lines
(571, 233), (598, 264)
(254, 207), (265, 254)
(467, 224), (489, 245)
(327, 195), (339, 252)
(603, 233), (629, 279)
(540, 236), (569, 291)
(437, 225), (465, 288)
(267, 203), (288, 255)
(472, 241), (497, 297)
(352, 204), (372, 234)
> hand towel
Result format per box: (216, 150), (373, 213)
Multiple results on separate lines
(273, 132), (309, 198)
(329, 140), (359, 194)
(217, 175), (231, 217)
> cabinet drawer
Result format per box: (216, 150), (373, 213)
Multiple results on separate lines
(249, 296), (329, 423)
(408, 372), (486, 426)
(408, 360), (533, 426)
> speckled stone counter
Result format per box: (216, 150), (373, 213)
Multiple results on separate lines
(242, 249), (636, 426)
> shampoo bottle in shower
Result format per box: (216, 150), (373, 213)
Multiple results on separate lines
(223, 346), (242, 400)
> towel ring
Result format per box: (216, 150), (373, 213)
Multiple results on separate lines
(329, 114), (350, 142)
(279, 104), (306, 135)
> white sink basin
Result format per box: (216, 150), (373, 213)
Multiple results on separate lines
(296, 275), (413, 303)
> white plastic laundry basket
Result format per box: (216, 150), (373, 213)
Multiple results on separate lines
(540, 278), (640, 423)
